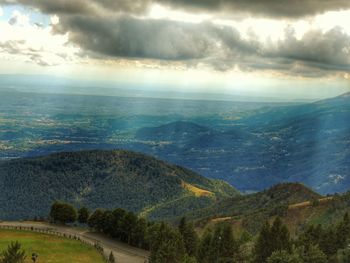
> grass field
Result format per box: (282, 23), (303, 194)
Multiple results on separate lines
(0, 229), (105, 263)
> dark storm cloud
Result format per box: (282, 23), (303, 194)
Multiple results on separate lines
(0, 0), (94, 14)
(53, 15), (253, 61)
(1, 0), (350, 18)
(160, 0), (350, 18)
(255, 27), (350, 76)
(273, 27), (350, 68)
(1, 0), (349, 76)
(52, 13), (350, 76)
(0, 0), (151, 15)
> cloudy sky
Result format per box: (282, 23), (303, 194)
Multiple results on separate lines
(0, 0), (349, 100)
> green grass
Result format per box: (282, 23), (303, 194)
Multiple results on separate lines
(0, 229), (105, 263)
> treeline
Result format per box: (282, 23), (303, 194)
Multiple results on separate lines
(253, 214), (350, 263)
(49, 202), (241, 262)
(49, 201), (350, 263)
(88, 211), (243, 263)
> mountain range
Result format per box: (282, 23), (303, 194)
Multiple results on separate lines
(132, 92), (350, 194)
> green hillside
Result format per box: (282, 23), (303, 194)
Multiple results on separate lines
(0, 229), (104, 263)
(0, 150), (239, 220)
(186, 183), (323, 232)
(190, 183), (350, 239)
(189, 183), (320, 218)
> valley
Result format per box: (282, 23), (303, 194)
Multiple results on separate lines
(0, 88), (349, 194)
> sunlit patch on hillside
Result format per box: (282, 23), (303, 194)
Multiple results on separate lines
(182, 181), (213, 197)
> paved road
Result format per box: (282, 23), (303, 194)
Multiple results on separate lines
(0, 221), (149, 263)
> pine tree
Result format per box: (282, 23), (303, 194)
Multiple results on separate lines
(111, 208), (127, 240)
(301, 245), (327, 263)
(336, 212), (350, 249)
(0, 242), (26, 263)
(179, 217), (186, 236)
(183, 254), (197, 263)
(154, 237), (185, 263)
(319, 228), (338, 257)
(254, 221), (272, 263)
(101, 210), (115, 236)
(266, 250), (302, 263)
(147, 223), (185, 263)
(77, 207), (90, 224)
(147, 222), (166, 262)
(108, 252), (115, 263)
(121, 212), (138, 245)
(337, 247), (350, 263)
(220, 223), (237, 262)
(270, 217), (291, 253)
(88, 209), (104, 231)
(209, 224), (223, 263)
(178, 218), (198, 257)
(132, 218), (148, 248)
(206, 223), (238, 263)
(197, 229), (212, 263)
(298, 224), (323, 249)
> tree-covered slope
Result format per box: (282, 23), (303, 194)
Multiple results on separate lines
(185, 183), (321, 224)
(0, 150), (239, 220)
(191, 183), (350, 237)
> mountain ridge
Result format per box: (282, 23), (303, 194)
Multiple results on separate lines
(0, 150), (239, 220)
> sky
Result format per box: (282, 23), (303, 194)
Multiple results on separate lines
(0, 0), (349, 101)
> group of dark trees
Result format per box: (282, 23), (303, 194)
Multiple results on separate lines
(50, 202), (149, 248)
(49, 202), (241, 262)
(49, 201), (78, 224)
(254, 214), (350, 263)
(146, 217), (242, 263)
(49, 201), (93, 225)
(196, 222), (242, 263)
(87, 207), (149, 248)
(49, 201), (350, 263)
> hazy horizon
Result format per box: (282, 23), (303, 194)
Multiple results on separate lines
(0, 73), (348, 103)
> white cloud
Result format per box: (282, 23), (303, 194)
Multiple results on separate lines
(314, 10), (350, 35)
(8, 10), (30, 26)
(149, 4), (212, 24)
(50, 15), (59, 25)
(0, 6), (3, 16)
(0, 12), (79, 66)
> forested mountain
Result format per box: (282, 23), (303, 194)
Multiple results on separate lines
(0, 150), (238, 220)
